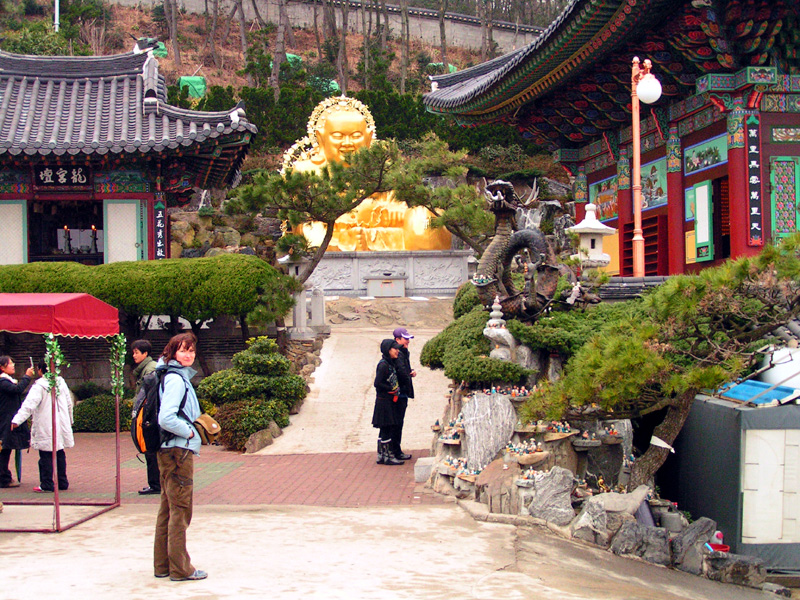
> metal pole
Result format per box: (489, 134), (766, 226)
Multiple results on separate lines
(114, 377), (121, 504)
(54, 0), (60, 32)
(49, 357), (61, 531)
(631, 57), (644, 278)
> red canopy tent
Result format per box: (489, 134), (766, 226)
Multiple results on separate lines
(0, 293), (119, 338)
(0, 293), (121, 533)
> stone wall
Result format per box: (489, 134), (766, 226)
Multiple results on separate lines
(169, 210), (278, 262)
(307, 250), (472, 297)
(110, 0), (541, 54)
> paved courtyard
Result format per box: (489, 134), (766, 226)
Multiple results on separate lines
(0, 298), (781, 599)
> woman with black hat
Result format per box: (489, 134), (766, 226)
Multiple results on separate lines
(372, 339), (405, 465)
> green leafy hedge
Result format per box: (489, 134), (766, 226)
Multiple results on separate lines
(0, 254), (300, 329)
(73, 395), (133, 433)
(420, 305), (529, 386)
(443, 351), (529, 387)
(196, 336), (307, 450)
(421, 305), (490, 369)
(452, 282), (481, 320)
(507, 300), (645, 359)
(197, 371), (305, 407)
(215, 398), (290, 452)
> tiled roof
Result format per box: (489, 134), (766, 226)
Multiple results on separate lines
(423, 0), (594, 112)
(424, 0), (798, 151)
(0, 46), (256, 187)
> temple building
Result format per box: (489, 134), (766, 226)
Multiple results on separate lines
(0, 40), (255, 265)
(424, 0), (800, 276)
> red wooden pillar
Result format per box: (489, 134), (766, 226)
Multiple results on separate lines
(728, 108), (760, 259)
(617, 149), (632, 274)
(665, 125), (685, 274)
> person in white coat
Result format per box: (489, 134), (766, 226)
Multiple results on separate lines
(11, 361), (74, 493)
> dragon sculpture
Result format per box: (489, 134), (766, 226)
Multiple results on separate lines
(472, 180), (567, 321)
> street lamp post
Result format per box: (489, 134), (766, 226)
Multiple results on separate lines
(631, 57), (662, 277)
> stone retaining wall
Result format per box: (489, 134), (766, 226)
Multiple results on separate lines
(307, 250), (472, 297)
(110, 0), (541, 54)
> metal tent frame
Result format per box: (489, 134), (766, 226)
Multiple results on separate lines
(0, 293), (121, 533)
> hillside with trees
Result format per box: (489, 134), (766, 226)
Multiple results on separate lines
(0, 0), (567, 179)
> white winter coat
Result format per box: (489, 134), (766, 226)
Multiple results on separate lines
(12, 376), (75, 452)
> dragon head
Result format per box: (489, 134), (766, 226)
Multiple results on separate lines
(484, 180), (519, 213)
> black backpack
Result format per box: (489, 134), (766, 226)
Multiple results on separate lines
(130, 369), (188, 453)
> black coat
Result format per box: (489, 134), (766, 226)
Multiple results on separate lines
(0, 374), (31, 450)
(372, 339), (401, 428)
(394, 345), (415, 399)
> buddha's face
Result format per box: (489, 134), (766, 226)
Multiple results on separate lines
(317, 109), (372, 164)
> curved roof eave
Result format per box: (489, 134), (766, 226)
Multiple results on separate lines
(424, 0), (677, 123)
(424, 0), (582, 111)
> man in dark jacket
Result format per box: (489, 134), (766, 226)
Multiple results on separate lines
(391, 327), (416, 461)
(131, 339), (159, 495)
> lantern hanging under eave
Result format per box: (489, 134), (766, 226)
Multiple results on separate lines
(566, 203), (616, 269)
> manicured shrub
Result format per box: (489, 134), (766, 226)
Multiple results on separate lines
(443, 349), (529, 387)
(452, 281), (481, 320)
(197, 371), (305, 409)
(196, 336), (307, 450)
(73, 395), (132, 433)
(215, 398), (290, 452)
(422, 295), (529, 386)
(73, 382), (111, 401)
(420, 306), (490, 370)
(0, 254), (300, 335)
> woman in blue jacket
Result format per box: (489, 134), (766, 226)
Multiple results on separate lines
(153, 333), (207, 582)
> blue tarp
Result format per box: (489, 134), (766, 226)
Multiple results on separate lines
(718, 379), (800, 406)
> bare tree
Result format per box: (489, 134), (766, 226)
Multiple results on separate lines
(361, 0), (370, 90)
(271, 0), (289, 100)
(250, 0), (267, 27)
(399, 0), (409, 93)
(202, 0), (220, 68)
(163, 0), (182, 69)
(313, 0), (322, 61)
(323, 0), (337, 39)
(222, 1), (239, 43)
(380, 0), (389, 51)
(233, 0), (253, 86)
(280, 0), (296, 47)
(81, 18), (106, 55)
(438, 0), (448, 74)
(479, 0), (488, 61)
(336, 0), (349, 93)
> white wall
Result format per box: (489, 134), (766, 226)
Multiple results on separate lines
(742, 429), (800, 544)
(0, 201), (26, 265)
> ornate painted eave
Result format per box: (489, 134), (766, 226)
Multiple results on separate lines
(424, 0), (799, 151)
(0, 47), (257, 189)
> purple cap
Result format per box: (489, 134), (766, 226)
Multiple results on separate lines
(393, 327), (414, 339)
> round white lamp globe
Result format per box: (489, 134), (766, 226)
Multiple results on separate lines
(637, 73), (662, 105)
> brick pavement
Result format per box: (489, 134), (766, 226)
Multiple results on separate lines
(0, 433), (443, 507)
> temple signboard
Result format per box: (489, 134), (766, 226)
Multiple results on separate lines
(154, 197), (167, 259)
(33, 165), (91, 191)
(746, 115), (763, 246)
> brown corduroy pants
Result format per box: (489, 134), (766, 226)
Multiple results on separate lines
(153, 447), (195, 579)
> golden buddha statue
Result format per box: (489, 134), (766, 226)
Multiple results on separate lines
(282, 96), (451, 252)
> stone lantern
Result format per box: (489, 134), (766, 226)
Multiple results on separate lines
(566, 203), (616, 269)
(278, 254), (314, 339)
